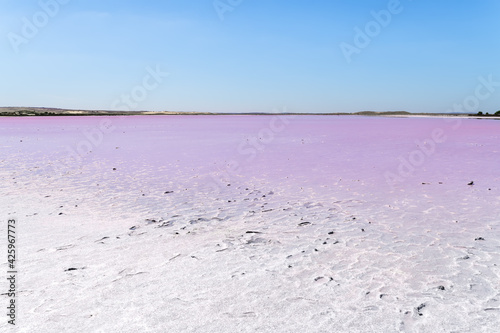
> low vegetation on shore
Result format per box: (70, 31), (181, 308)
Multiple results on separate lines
(1, 107), (499, 117)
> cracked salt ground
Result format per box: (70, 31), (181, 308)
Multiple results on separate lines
(1, 115), (499, 332)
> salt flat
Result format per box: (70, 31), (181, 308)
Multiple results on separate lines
(1, 115), (499, 332)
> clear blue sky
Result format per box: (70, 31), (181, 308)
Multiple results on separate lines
(1, 0), (499, 113)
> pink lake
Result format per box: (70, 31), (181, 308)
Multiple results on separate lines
(1, 115), (500, 332)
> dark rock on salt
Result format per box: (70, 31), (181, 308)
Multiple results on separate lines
(298, 222), (311, 226)
(438, 286), (445, 291)
(468, 181), (474, 186)
(65, 268), (78, 272)
(416, 303), (426, 316)
(475, 237), (485, 241)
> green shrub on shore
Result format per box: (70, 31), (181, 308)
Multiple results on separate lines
(475, 111), (500, 116)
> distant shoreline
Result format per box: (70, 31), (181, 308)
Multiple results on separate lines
(0, 107), (499, 119)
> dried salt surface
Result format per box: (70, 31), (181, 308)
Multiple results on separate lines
(1, 115), (499, 332)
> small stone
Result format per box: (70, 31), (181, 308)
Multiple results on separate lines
(416, 304), (426, 316)
(328, 231), (334, 235)
(475, 237), (485, 241)
(438, 286), (445, 291)
(468, 181), (474, 186)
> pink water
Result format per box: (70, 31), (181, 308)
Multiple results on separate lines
(2, 114), (499, 235)
(2, 115), (499, 191)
